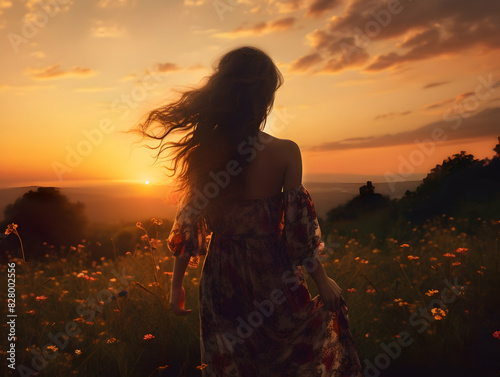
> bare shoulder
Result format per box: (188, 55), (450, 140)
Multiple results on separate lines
(259, 131), (300, 157)
(258, 132), (302, 189)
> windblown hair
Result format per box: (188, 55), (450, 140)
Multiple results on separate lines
(133, 46), (284, 225)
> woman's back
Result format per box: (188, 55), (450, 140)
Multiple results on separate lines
(237, 130), (301, 200)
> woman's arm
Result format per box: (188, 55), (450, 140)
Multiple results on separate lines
(306, 256), (329, 283)
(170, 254), (193, 315)
(282, 141), (343, 312)
(305, 257), (343, 312)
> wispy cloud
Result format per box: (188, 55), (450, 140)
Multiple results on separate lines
(157, 62), (180, 73)
(374, 111), (411, 121)
(0, 84), (56, 92)
(306, 0), (342, 18)
(119, 73), (137, 82)
(213, 17), (296, 38)
(289, 53), (322, 72)
(188, 63), (206, 70)
(121, 62), (204, 82)
(422, 81), (450, 90)
(423, 92), (476, 111)
(307, 107), (500, 151)
(25, 64), (97, 80)
(91, 20), (127, 38)
(248, 0), (302, 15)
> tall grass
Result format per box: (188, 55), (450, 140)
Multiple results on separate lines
(1, 216), (499, 376)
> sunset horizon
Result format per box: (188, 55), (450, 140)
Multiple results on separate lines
(1, 1), (499, 189)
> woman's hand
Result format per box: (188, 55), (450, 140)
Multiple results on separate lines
(169, 285), (192, 316)
(316, 276), (343, 312)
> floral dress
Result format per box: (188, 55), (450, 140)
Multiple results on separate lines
(167, 183), (363, 377)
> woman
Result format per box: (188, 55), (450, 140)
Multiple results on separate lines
(136, 46), (362, 376)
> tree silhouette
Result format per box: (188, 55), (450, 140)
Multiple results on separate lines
(1, 187), (87, 257)
(400, 150), (499, 222)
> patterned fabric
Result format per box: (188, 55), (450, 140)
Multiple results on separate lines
(166, 193), (210, 269)
(167, 184), (363, 377)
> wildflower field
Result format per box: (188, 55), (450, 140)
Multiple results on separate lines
(1, 215), (499, 377)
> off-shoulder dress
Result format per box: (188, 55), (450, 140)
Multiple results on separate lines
(167, 184), (363, 377)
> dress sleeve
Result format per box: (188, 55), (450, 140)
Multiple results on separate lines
(166, 193), (211, 269)
(282, 184), (325, 266)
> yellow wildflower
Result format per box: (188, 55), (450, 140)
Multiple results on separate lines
(5, 223), (18, 235)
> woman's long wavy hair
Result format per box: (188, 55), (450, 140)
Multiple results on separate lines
(133, 46), (284, 225)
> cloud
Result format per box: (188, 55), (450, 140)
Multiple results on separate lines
(253, 0), (343, 16)
(294, 31), (371, 72)
(423, 98), (454, 111)
(122, 63), (204, 82)
(289, 53), (323, 72)
(423, 92), (476, 111)
(422, 81), (450, 90)
(306, 0), (342, 18)
(273, 0), (303, 14)
(188, 63), (206, 70)
(322, 47), (369, 72)
(120, 73), (137, 82)
(247, 0), (303, 15)
(0, 84), (56, 92)
(307, 106), (500, 151)
(91, 20), (126, 37)
(374, 111), (411, 121)
(291, 0), (500, 74)
(25, 64), (97, 80)
(213, 17), (296, 38)
(157, 62), (180, 73)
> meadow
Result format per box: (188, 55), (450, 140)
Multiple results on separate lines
(1, 214), (499, 377)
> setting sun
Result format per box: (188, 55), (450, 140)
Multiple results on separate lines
(145, 181), (150, 185)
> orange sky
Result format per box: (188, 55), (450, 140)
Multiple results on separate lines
(1, 0), (499, 188)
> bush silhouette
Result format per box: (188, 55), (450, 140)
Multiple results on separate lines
(399, 150), (500, 223)
(1, 187), (87, 257)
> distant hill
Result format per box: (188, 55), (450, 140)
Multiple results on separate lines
(303, 180), (420, 219)
(0, 179), (421, 225)
(0, 184), (178, 226)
